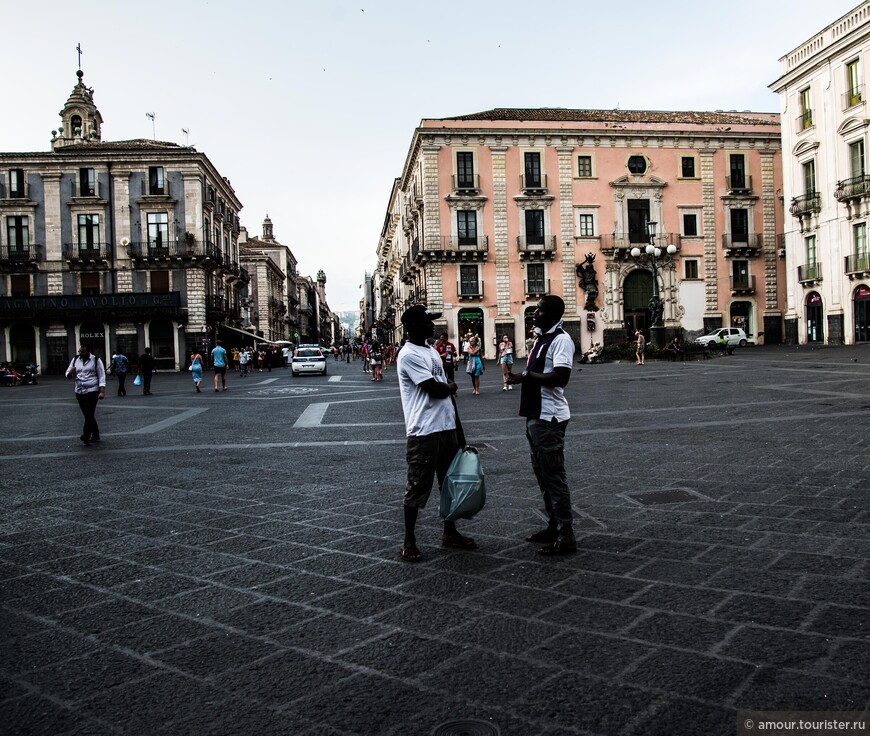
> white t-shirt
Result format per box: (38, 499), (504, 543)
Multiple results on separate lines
(537, 328), (575, 422)
(397, 342), (455, 437)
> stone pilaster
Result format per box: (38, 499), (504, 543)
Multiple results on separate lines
(700, 149), (721, 320)
(116, 270), (133, 293)
(490, 146), (510, 316)
(46, 272), (63, 296)
(760, 152), (779, 313)
(42, 173), (62, 262)
(426, 262), (444, 313)
(421, 145), (441, 250)
(557, 147), (577, 314)
(186, 268), (208, 328)
(113, 170), (132, 272)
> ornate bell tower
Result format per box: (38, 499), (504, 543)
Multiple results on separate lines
(52, 68), (103, 150)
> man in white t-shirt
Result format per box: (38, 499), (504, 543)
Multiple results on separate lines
(396, 305), (477, 562)
(507, 295), (577, 556)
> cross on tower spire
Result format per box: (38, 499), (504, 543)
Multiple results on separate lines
(76, 43), (82, 69)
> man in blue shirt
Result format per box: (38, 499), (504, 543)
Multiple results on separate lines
(211, 339), (228, 392)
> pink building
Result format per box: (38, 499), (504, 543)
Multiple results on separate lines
(373, 108), (785, 353)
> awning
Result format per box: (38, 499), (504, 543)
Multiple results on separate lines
(219, 324), (259, 343)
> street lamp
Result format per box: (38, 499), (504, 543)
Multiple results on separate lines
(630, 221), (677, 349)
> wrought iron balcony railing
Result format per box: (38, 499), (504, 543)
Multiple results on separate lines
(845, 253), (870, 274)
(722, 233), (763, 252)
(798, 262), (822, 283)
(451, 174), (480, 193)
(843, 85), (864, 110)
(520, 173), (548, 193)
(726, 175), (753, 193)
(730, 275), (756, 293)
(524, 279), (550, 297)
(0, 244), (39, 262)
(63, 242), (107, 260)
(517, 235), (556, 253)
(790, 192), (822, 217)
(457, 281), (484, 299)
(795, 110), (814, 133)
(834, 174), (870, 201)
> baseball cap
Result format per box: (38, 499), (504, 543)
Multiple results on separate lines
(400, 305), (442, 324)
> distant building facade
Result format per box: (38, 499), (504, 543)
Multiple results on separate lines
(771, 1), (870, 344)
(373, 108), (785, 354)
(0, 69), (248, 371)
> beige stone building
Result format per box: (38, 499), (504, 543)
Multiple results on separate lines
(0, 68), (248, 371)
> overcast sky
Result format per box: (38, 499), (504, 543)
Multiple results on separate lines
(3, 0), (860, 310)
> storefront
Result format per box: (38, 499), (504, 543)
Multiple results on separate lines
(805, 291), (824, 343)
(854, 284), (870, 343)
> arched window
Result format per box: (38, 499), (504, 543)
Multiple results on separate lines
(71, 115), (83, 134)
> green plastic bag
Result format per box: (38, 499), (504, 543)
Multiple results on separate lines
(439, 446), (485, 521)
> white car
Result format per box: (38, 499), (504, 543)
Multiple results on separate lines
(291, 346), (327, 376)
(694, 328), (749, 347)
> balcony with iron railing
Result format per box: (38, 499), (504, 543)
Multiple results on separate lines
(798, 262), (822, 284)
(205, 295), (229, 316)
(722, 232), (763, 256)
(790, 191), (822, 217)
(843, 85), (864, 110)
(517, 235), (556, 260)
(730, 275), (756, 294)
(525, 279), (550, 297)
(63, 242), (108, 262)
(845, 253), (870, 276)
(239, 266), (250, 283)
(71, 179), (102, 199)
(795, 110), (814, 134)
(457, 281), (484, 300)
(834, 174), (870, 202)
(0, 244), (39, 264)
(725, 175), (753, 194)
(0, 182), (30, 200)
(520, 173), (548, 194)
(129, 240), (194, 259)
(451, 174), (480, 194)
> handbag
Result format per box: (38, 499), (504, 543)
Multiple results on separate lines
(465, 358), (475, 375)
(133, 374), (142, 386)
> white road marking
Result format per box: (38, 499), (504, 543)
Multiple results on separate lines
(251, 377), (280, 385)
(294, 403), (329, 428)
(329, 376), (342, 382)
(130, 408), (209, 434)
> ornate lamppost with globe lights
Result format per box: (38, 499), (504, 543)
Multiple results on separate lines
(630, 221), (677, 349)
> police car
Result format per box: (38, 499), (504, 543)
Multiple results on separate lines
(291, 345), (327, 376)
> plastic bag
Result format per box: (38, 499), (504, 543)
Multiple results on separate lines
(440, 446), (485, 521)
(133, 374), (142, 386)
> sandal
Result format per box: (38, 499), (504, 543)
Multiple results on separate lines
(400, 545), (423, 562)
(442, 534), (478, 550)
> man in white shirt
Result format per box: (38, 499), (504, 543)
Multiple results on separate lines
(507, 295), (577, 555)
(65, 343), (106, 446)
(396, 305), (477, 562)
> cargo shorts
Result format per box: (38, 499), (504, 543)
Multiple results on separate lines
(404, 429), (459, 508)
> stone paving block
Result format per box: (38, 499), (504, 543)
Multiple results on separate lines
(21, 649), (161, 702)
(244, 542), (329, 566)
(718, 625), (833, 671)
(711, 593), (817, 629)
(53, 598), (161, 635)
(112, 573), (209, 600)
(625, 611), (737, 652)
(12, 583), (115, 618)
(1, 571), (65, 602)
(806, 603), (870, 639)
(828, 639), (870, 683)
(449, 612), (564, 655)
(738, 667), (870, 710)
(623, 649), (755, 702)
(370, 599), (484, 638)
(91, 614), (217, 654)
(464, 582), (573, 617)
(201, 534), (278, 555)
(78, 672), (233, 732)
(627, 539), (709, 561)
(339, 560), (438, 589)
(156, 585), (261, 618)
(626, 582), (729, 616)
(693, 545), (783, 569)
(204, 562), (290, 590)
(340, 630), (462, 679)
(399, 571), (500, 603)
(313, 587), (410, 620)
(518, 673), (656, 735)
(623, 696), (738, 736)
(629, 559), (719, 586)
(153, 631), (281, 678)
(0, 693), (81, 736)
(1, 626), (101, 675)
(255, 571), (351, 603)
(539, 598), (644, 632)
(274, 611), (390, 655)
(795, 575), (870, 608)
(215, 650), (358, 708)
(528, 629), (654, 679)
(768, 551), (861, 577)
(212, 600), (317, 636)
(704, 568), (802, 598)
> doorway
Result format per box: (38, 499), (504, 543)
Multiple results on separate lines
(457, 308), (484, 355)
(854, 284), (870, 342)
(805, 292), (824, 343)
(730, 301), (752, 338)
(624, 270), (653, 336)
(149, 319), (177, 369)
(9, 323), (36, 365)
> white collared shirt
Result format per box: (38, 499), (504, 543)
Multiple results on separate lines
(66, 354), (106, 394)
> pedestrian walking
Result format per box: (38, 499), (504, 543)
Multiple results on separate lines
(635, 330), (646, 366)
(138, 347), (155, 395)
(396, 305), (477, 562)
(466, 336), (484, 395)
(369, 341), (384, 382)
(239, 347), (250, 377)
(212, 339), (229, 392)
(507, 295), (577, 555)
(190, 349), (205, 392)
(498, 334), (514, 391)
(110, 350), (129, 396)
(65, 344), (106, 446)
(435, 332), (457, 382)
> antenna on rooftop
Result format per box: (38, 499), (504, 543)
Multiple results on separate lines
(182, 128), (190, 146)
(146, 112), (156, 140)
